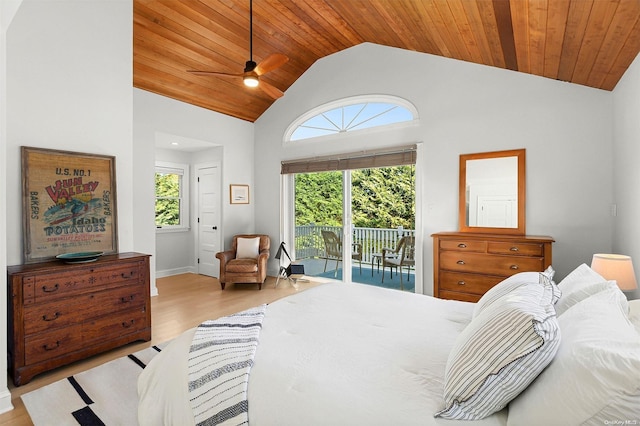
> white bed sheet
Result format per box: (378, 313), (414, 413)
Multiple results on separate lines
(138, 283), (508, 426)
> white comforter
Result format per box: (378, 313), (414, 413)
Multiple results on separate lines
(138, 283), (508, 425)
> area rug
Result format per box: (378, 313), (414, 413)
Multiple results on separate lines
(317, 266), (415, 292)
(21, 342), (170, 426)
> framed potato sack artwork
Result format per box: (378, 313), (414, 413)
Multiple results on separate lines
(21, 147), (118, 263)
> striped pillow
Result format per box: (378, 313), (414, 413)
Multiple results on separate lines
(436, 283), (561, 420)
(472, 266), (558, 319)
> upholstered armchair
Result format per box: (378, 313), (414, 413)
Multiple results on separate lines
(216, 234), (271, 290)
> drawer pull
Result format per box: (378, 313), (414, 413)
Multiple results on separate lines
(121, 272), (135, 279)
(42, 312), (60, 321)
(43, 341), (60, 351)
(122, 320), (134, 328)
(42, 284), (59, 293)
(457, 281), (466, 286)
(510, 246), (519, 252)
(121, 295), (135, 303)
(510, 265), (519, 270)
(458, 243), (467, 248)
(456, 260), (465, 265)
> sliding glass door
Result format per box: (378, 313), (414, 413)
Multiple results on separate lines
(292, 164), (415, 292)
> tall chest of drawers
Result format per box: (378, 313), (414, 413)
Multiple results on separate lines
(7, 252), (151, 386)
(432, 232), (554, 302)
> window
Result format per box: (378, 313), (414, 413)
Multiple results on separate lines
(285, 95), (417, 143)
(155, 161), (189, 231)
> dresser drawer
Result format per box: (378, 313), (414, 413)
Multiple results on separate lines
(31, 263), (141, 303)
(82, 307), (148, 343)
(440, 251), (544, 276)
(440, 239), (487, 252)
(23, 284), (146, 335)
(487, 241), (543, 256)
(438, 290), (482, 303)
(439, 271), (502, 296)
(25, 324), (83, 365)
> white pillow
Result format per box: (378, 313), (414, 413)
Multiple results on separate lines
(557, 263), (605, 292)
(508, 287), (640, 425)
(436, 283), (560, 420)
(556, 263), (628, 316)
(555, 279), (627, 316)
(236, 237), (260, 259)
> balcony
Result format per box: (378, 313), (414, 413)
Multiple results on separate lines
(292, 225), (416, 292)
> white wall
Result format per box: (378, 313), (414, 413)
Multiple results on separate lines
(613, 52), (640, 300)
(255, 43), (614, 293)
(6, 0), (135, 264)
(134, 89), (255, 290)
(0, 0), (22, 415)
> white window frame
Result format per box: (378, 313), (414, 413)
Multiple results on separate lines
(283, 94), (419, 145)
(155, 161), (190, 233)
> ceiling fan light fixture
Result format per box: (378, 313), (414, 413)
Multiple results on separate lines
(243, 73), (259, 87)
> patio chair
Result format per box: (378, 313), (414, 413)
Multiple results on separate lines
(321, 230), (362, 277)
(382, 236), (415, 290)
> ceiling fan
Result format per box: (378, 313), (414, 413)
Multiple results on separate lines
(187, 0), (289, 99)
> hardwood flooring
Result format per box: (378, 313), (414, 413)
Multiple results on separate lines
(0, 273), (323, 425)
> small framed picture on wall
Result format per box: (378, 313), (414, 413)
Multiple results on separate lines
(230, 184), (250, 204)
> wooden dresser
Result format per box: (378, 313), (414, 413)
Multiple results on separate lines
(432, 232), (554, 302)
(7, 252), (151, 386)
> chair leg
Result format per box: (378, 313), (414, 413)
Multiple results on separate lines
(323, 257), (329, 272)
(399, 267), (404, 291)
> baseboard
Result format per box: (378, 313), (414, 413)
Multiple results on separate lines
(0, 387), (13, 414)
(156, 266), (196, 278)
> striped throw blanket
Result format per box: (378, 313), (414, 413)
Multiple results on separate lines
(188, 304), (267, 426)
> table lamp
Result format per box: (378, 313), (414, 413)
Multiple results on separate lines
(591, 254), (638, 291)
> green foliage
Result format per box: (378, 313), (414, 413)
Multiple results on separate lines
(295, 171), (343, 227)
(155, 173), (181, 226)
(295, 166), (415, 229)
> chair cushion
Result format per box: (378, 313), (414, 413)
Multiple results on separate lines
(236, 237), (260, 259)
(226, 259), (258, 273)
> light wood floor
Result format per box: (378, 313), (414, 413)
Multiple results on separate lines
(0, 273), (323, 425)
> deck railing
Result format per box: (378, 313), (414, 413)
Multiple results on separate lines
(295, 225), (415, 263)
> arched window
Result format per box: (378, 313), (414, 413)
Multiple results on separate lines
(285, 95), (418, 143)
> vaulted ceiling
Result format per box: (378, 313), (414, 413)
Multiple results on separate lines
(133, 0), (640, 123)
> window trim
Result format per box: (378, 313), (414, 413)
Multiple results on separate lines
(283, 95), (419, 145)
(155, 161), (190, 233)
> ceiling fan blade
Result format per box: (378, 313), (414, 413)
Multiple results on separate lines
(258, 80), (284, 99)
(255, 53), (289, 76)
(187, 70), (243, 78)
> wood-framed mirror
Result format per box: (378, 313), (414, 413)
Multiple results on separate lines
(459, 149), (526, 235)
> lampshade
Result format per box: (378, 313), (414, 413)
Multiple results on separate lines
(591, 253), (638, 291)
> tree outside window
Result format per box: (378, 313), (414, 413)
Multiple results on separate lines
(155, 162), (189, 230)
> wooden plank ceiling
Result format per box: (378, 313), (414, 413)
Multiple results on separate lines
(134, 0), (640, 123)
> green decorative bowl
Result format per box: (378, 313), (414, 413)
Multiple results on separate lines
(56, 251), (104, 264)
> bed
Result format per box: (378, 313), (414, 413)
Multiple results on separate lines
(138, 264), (640, 425)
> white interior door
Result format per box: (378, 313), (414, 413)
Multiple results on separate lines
(197, 163), (221, 277)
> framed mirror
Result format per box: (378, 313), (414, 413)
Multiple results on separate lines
(459, 149), (526, 235)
